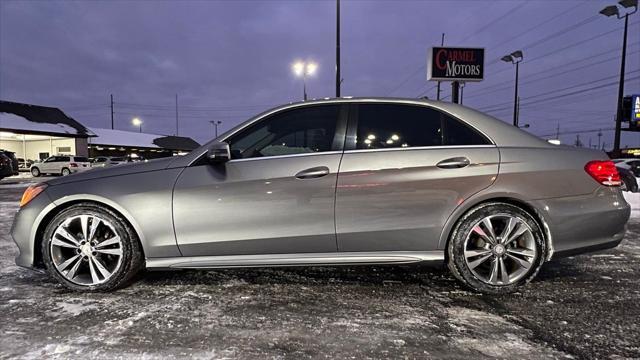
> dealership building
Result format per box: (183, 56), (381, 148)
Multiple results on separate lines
(0, 100), (200, 163)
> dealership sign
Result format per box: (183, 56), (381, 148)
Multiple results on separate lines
(427, 47), (485, 82)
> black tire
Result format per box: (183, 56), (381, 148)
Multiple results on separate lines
(42, 203), (144, 292)
(31, 167), (40, 177)
(447, 202), (546, 295)
(61, 168), (70, 176)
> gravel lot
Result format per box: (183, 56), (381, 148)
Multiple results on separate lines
(1, 176), (639, 359)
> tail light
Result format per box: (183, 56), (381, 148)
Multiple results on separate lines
(70, 163), (78, 167)
(584, 160), (621, 186)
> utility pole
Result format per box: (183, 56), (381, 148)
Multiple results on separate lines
(335, 0), (341, 98)
(597, 129), (603, 150)
(110, 94), (114, 129)
(436, 33), (445, 101)
(555, 122), (560, 140)
(175, 94), (179, 136)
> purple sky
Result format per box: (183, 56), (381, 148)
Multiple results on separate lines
(1, 0), (638, 148)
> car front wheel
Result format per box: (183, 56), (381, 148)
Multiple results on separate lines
(42, 203), (143, 291)
(447, 202), (545, 294)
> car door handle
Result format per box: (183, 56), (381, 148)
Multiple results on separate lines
(295, 166), (330, 179)
(436, 157), (470, 169)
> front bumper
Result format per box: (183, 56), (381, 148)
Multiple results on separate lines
(532, 187), (631, 259)
(11, 189), (55, 269)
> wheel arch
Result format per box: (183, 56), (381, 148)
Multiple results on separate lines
(439, 194), (554, 262)
(32, 196), (146, 269)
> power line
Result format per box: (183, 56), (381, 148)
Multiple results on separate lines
(458, 2), (529, 44)
(480, 74), (640, 113)
(467, 45), (640, 98)
(488, 1), (588, 51)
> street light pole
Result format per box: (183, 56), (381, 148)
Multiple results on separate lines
(513, 61), (520, 127)
(132, 117), (142, 133)
(501, 50), (524, 127)
(292, 61), (317, 101)
(614, 12), (629, 153)
(303, 72), (308, 101)
(600, 0), (638, 153)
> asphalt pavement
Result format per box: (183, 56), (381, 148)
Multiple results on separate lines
(1, 176), (639, 359)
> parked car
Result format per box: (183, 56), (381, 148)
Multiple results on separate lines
(17, 158), (34, 171)
(0, 149), (19, 177)
(617, 166), (638, 192)
(0, 153), (15, 180)
(613, 158), (640, 177)
(30, 155), (91, 177)
(11, 98), (630, 294)
(91, 156), (126, 168)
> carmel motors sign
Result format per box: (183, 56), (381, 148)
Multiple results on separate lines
(427, 47), (485, 82)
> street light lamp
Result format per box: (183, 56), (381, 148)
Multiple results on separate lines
(501, 50), (524, 127)
(132, 117), (142, 133)
(599, 0), (638, 153)
(209, 120), (222, 138)
(292, 60), (318, 101)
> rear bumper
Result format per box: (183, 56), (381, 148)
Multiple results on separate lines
(532, 187), (630, 259)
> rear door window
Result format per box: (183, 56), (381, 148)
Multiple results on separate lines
(354, 104), (490, 149)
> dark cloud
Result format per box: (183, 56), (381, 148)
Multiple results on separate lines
(1, 0), (638, 147)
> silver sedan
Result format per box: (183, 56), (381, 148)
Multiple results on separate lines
(11, 98), (630, 294)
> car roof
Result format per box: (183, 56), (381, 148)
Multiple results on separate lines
(169, 97), (556, 169)
(221, 97), (550, 147)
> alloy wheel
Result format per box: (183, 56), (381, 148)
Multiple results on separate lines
(50, 214), (123, 286)
(463, 214), (537, 286)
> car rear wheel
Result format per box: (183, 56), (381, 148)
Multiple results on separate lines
(42, 203), (143, 291)
(61, 168), (71, 176)
(31, 167), (40, 177)
(447, 202), (545, 294)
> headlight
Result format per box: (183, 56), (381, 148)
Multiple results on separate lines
(20, 183), (48, 207)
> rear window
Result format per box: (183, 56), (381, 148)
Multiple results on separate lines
(73, 157), (89, 162)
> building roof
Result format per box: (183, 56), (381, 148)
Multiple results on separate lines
(88, 127), (200, 151)
(0, 100), (94, 137)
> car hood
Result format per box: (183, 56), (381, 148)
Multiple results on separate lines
(45, 157), (181, 186)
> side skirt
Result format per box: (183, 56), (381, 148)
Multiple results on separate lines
(145, 251), (445, 270)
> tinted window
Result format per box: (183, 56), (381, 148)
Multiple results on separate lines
(58, 156), (71, 162)
(228, 105), (339, 159)
(74, 157), (89, 162)
(356, 104), (489, 149)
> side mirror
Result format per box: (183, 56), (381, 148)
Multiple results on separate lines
(206, 142), (231, 163)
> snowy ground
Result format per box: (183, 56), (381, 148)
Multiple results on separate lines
(1, 177), (639, 359)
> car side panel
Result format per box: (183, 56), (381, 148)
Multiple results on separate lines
(44, 168), (183, 258)
(335, 146), (499, 252)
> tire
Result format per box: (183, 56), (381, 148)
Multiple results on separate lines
(61, 168), (71, 176)
(31, 167), (41, 177)
(447, 202), (545, 295)
(41, 203), (143, 292)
